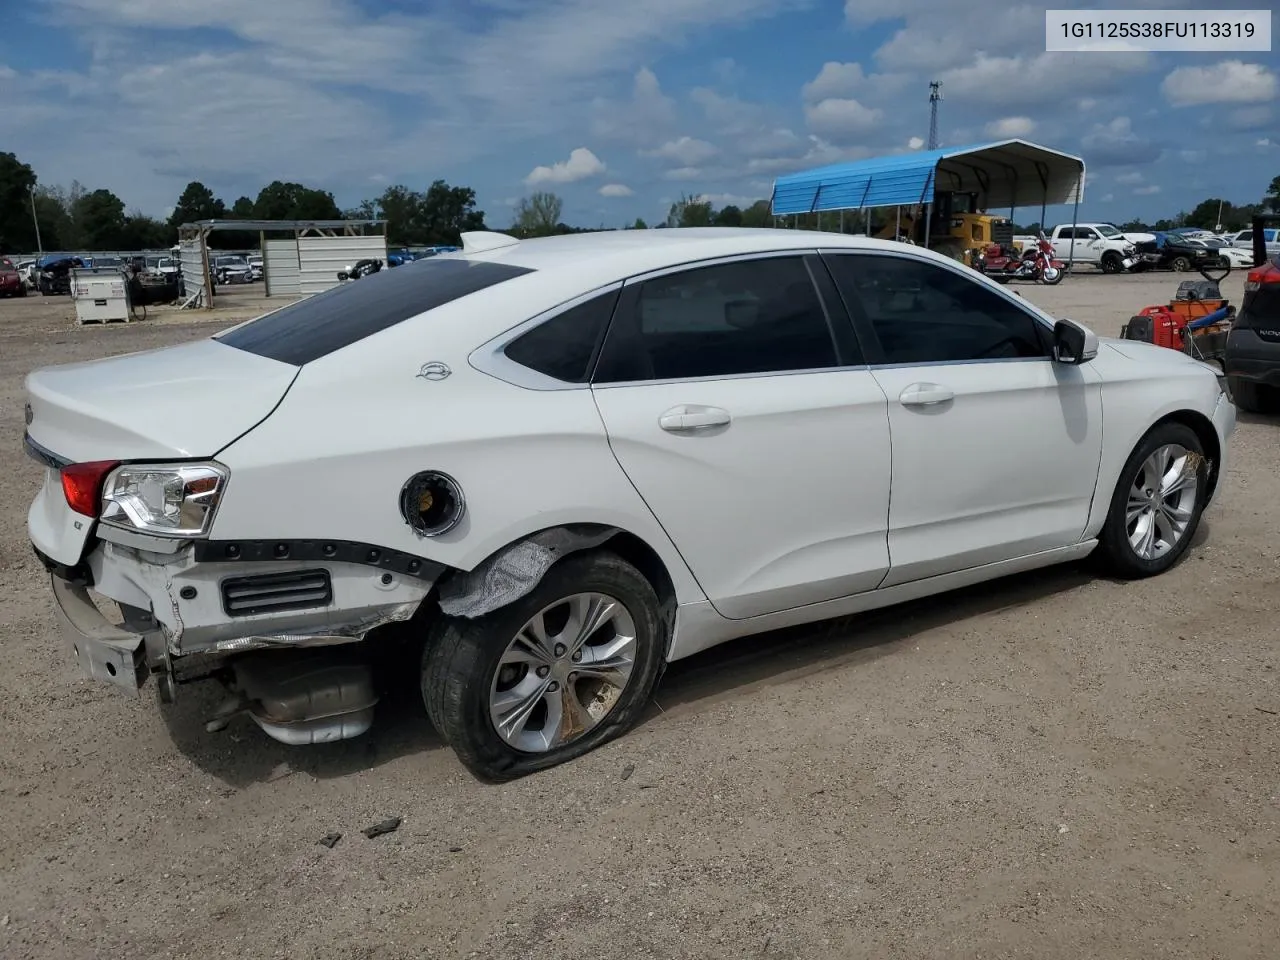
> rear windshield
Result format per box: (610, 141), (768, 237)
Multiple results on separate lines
(217, 258), (534, 365)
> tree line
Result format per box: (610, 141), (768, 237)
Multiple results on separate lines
(4, 147), (1278, 255)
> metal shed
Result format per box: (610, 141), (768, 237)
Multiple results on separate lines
(770, 138), (1085, 231)
(176, 218), (388, 308)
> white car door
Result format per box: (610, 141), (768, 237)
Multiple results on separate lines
(823, 250), (1104, 587)
(589, 253), (892, 621)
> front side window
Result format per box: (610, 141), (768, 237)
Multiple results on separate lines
(593, 256), (842, 383)
(826, 253), (1049, 365)
(218, 258), (535, 365)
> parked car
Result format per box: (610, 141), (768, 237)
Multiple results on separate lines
(248, 256), (264, 281)
(1132, 231), (1224, 272)
(1024, 223), (1141, 273)
(1215, 244), (1255, 270)
(1222, 250), (1280, 413)
(16, 258), (39, 290)
(0, 257), (27, 297)
(211, 255), (253, 284)
(24, 228), (1235, 780)
(1225, 227), (1280, 260)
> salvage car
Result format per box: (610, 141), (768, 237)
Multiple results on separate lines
(1133, 231), (1225, 272)
(1222, 248), (1280, 413)
(0, 256), (26, 297)
(24, 228), (1235, 780)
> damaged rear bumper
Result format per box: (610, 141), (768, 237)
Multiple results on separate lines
(52, 575), (159, 694)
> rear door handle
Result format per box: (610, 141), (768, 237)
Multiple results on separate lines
(898, 382), (954, 407)
(659, 404), (731, 432)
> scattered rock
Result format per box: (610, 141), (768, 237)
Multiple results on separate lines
(620, 763), (636, 781)
(448, 846), (463, 853)
(318, 832), (342, 849)
(362, 817), (402, 839)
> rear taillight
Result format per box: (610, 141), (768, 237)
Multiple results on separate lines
(60, 460), (121, 517)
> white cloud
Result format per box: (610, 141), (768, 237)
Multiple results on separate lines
(1078, 98), (1098, 112)
(525, 147), (607, 185)
(1162, 60), (1278, 107)
(590, 66), (679, 145)
(1259, 138), (1275, 148)
(803, 98), (883, 141)
(598, 183), (634, 197)
(1134, 184), (1161, 196)
(663, 167), (704, 180)
(645, 136), (719, 166)
(802, 62), (865, 102)
(1115, 171), (1145, 185)
(908, 136), (925, 150)
(984, 116), (1036, 138)
(1100, 193), (1114, 203)
(699, 191), (760, 207)
(941, 52), (1152, 108)
(1082, 116), (1162, 167)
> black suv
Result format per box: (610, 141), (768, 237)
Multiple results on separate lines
(1222, 222), (1280, 414)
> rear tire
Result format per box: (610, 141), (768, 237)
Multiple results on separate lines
(422, 550), (666, 782)
(1096, 422), (1208, 579)
(1228, 377), (1280, 414)
(1171, 256), (1191, 272)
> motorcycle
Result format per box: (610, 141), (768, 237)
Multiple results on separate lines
(974, 231), (1064, 285)
(336, 258), (384, 282)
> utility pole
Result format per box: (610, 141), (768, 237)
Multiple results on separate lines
(927, 81), (942, 150)
(29, 184), (44, 255)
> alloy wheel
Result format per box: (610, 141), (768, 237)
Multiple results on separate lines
(1125, 443), (1199, 561)
(489, 592), (638, 753)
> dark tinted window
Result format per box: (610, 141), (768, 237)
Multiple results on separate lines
(593, 257), (841, 383)
(503, 289), (618, 383)
(827, 254), (1048, 364)
(218, 258), (534, 365)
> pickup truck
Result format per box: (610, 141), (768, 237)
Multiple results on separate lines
(1015, 223), (1145, 273)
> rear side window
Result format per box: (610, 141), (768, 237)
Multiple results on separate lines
(218, 259), (535, 365)
(503, 289), (619, 383)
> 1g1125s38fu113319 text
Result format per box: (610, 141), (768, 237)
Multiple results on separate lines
(1046, 9), (1272, 52)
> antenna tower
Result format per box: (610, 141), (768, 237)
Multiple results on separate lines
(927, 81), (942, 150)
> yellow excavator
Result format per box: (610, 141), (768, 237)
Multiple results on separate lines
(876, 191), (1014, 265)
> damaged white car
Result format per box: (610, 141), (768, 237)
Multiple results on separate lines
(25, 228), (1234, 780)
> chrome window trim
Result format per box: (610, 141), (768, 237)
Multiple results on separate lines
(467, 281), (625, 392)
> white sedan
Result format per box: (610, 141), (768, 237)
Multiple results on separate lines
(24, 228), (1235, 780)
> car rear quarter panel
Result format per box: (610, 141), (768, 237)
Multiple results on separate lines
(1081, 342), (1225, 539)
(207, 357), (705, 605)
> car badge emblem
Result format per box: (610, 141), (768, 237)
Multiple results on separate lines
(416, 361), (451, 381)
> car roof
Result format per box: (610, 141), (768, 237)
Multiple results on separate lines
(451, 227), (926, 285)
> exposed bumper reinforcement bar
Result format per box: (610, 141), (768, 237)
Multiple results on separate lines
(51, 575), (155, 694)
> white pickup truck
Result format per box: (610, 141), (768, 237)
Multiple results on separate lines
(1013, 222), (1148, 273)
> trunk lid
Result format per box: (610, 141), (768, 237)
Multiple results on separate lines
(25, 337), (299, 462)
(25, 338), (299, 566)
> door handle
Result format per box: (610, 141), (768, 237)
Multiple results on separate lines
(898, 382), (954, 407)
(658, 404), (731, 432)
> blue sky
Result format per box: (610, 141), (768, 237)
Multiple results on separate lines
(1, 0), (1276, 228)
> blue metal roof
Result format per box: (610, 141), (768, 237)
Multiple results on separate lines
(770, 138), (1085, 216)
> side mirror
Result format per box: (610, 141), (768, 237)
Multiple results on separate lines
(1053, 318), (1097, 364)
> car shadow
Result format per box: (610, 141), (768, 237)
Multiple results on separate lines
(1235, 409), (1279, 426)
(640, 560), (1098, 725)
(160, 556), (1109, 788)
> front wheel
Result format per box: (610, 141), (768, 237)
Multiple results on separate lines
(422, 550), (666, 781)
(1096, 422), (1208, 579)
(1101, 252), (1122, 274)
(1171, 256), (1192, 272)
(1039, 264), (1064, 285)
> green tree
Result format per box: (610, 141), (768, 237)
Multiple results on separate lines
(1265, 175), (1280, 214)
(1186, 198), (1230, 231)
(739, 200), (774, 228)
(1120, 218), (1150, 231)
(119, 210), (172, 250)
(230, 196), (255, 218)
(72, 188), (127, 249)
(628, 217), (648, 230)
(668, 193), (714, 227)
(713, 204), (743, 227)
(513, 191), (563, 238)
(418, 179), (485, 245)
(168, 181), (226, 231)
(0, 152), (39, 253)
(253, 181), (342, 221)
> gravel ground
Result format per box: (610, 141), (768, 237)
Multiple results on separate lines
(1, 271), (1277, 959)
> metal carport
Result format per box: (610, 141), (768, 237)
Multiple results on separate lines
(176, 218), (387, 309)
(770, 138), (1085, 251)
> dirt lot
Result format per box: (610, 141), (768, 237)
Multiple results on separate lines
(1, 271), (1277, 959)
